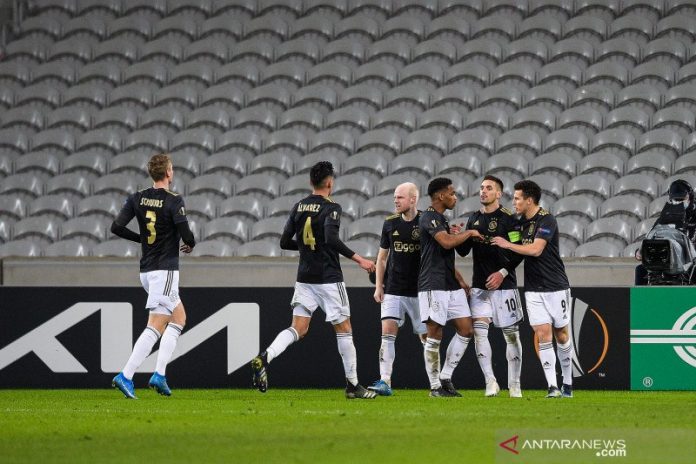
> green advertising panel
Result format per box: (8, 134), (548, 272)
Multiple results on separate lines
(631, 287), (696, 390)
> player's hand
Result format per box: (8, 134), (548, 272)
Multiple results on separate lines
(491, 236), (511, 249)
(450, 224), (462, 234)
(459, 279), (471, 297)
(374, 286), (384, 303)
(357, 256), (376, 273)
(485, 271), (504, 290)
(180, 244), (193, 254)
(467, 229), (483, 241)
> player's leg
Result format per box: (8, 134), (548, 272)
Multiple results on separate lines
(369, 294), (401, 395)
(439, 289), (472, 396)
(526, 291), (560, 398)
(113, 271), (168, 399)
(419, 291), (448, 396)
(470, 289), (498, 396)
(550, 289), (573, 398)
(495, 289), (523, 397)
(148, 272), (184, 396)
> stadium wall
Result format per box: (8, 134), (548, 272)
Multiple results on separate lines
(0, 257), (639, 286)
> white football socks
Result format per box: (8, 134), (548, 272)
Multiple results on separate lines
(379, 334), (396, 384)
(266, 327), (299, 363)
(336, 332), (358, 386)
(539, 341), (557, 388)
(155, 323), (183, 376)
(122, 326), (161, 380)
(474, 321), (495, 383)
(423, 338), (441, 389)
(440, 333), (471, 380)
(503, 326), (523, 388)
(557, 340), (574, 386)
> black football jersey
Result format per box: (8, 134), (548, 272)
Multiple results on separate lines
(379, 212), (421, 297)
(418, 207), (460, 291)
(519, 208), (570, 292)
(458, 206), (523, 290)
(282, 194), (345, 284)
(114, 187), (188, 272)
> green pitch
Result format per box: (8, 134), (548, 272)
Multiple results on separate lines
(0, 389), (694, 464)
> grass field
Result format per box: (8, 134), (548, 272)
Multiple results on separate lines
(1, 389), (695, 464)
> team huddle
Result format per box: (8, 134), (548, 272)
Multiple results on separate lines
(110, 154), (573, 400)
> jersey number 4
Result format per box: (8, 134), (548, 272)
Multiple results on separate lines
(145, 210), (157, 245)
(302, 217), (316, 250)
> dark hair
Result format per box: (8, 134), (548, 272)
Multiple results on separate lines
(427, 177), (452, 198)
(148, 153), (171, 181)
(514, 180), (541, 205)
(309, 161), (335, 188)
(668, 179), (693, 202)
(483, 174), (504, 191)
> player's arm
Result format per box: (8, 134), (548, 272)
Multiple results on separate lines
(373, 247), (389, 303)
(433, 228), (482, 250)
(491, 215), (554, 257)
(324, 205), (375, 272)
(279, 205), (298, 250)
(172, 197), (195, 252)
(486, 222), (523, 290)
(455, 216), (475, 257)
(454, 268), (471, 294)
(110, 195), (140, 243)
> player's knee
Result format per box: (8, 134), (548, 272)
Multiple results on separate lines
(503, 327), (519, 344)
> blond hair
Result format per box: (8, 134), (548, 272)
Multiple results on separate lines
(148, 154), (171, 182)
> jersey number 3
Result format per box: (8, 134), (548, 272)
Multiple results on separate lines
(302, 217), (316, 250)
(145, 210), (157, 245)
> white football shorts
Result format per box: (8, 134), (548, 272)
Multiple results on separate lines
(381, 294), (426, 334)
(139, 270), (180, 316)
(418, 289), (471, 326)
(291, 282), (351, 325)
(524, 288), (571, 328)
(470, 288), (524, 328)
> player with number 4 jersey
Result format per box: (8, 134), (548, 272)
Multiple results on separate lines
(250, 161), (377, 399)
(491, 180), (574, 399)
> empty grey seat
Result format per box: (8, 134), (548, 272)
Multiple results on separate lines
(553, 195), (599, 224)
(266, 194), (304, 218)
(15, 151), (62, 176)
(0, 173), (43, 198)
(366, 39), (411, 68)
(430, 84), (476, 114)
(375, 173), (431, 197)
(45, 106), (93, 135)
(519, 13), (562, 46)
(31, 129), (75, 155)
(631, 61), (675, 93)
(308, 130), (354, 158)
(61, 217), (109, 242)
(570, 84), (614, 112)
(556, 216), (585, 246)
(565, 174), (612, 200)
(169, 62), (215, 90)
(229, 39), (274, 66)
(233, 106), (277, 134)
(390, 152), (436, 178)
(558, 107), (603, 138)
(152, 15), (198, 42)
(604, 107), (649, 138)
(0, 239), (42, 257)
(2, 107), (45, 132)
(170, 128), (216, 155)
(511, 107), (556, 137)
(0, 195), (26, 221)
(110, 151), (149, 176)
(608, 13), (653, 45)
(325, 107), (368, 136)
(28, 195), (73, 220)
(76, 195), (121, 219)
(320, 38), (364, 68)
(343, 151), (389, 178)
(426, 15), (469, 47)
(335, 15), (379, 46)
(153, 83), (199, 111)
(345, 217), (383, 242)
(617, 84), (662, 114)
(122, 62), (168, 87)
(93, 173), (142, 197)
(491, 62), (537, 90)
(190, 240), (234, 257)
(183, 195), (218, 221)
(77, 128), (122, 154)
(43, 239), (91, 257)
(402, 129), (448, 158)
(63, 84), (108, 110)
(140, 38), (183, 65)
(584, 218), (632, 248)
(202, 151), (247, 179)
(77, 61), (121, 88)
(339, 84), (383, 113)
(93, 240), (140, 257)
(477, 84), (522, 113)
(531, 152), (576, 181)
(295, 150), (346, 175)
(465, 107), (509, 136)
(361, 195), (397, 218)
(384, 84), (430, 113)
(215, 62), (260, 91)
(234, 174), (281, 199)
(186, 106), (230, 132)
(280, 107), (324, 135)
(216, 129), (262, 157)
(455, 195), (485, 218)
(674, 153), (696, 176)
(578, 152), (624, 180)
(246, 84), (292, 113)
(187, 174), (232, 199)
(249, 217), (288, 241)
(372, 108), (416, 138)
(544, 129), (589, 160)
(282, 174), (313, 196)
(626, 151), (671, 179)
(595, 37), (640, 69)
(451, 128), (496, 159)
(199, 84), (245, 114)
(437, 152), (483, 180)
(344, 239), (378, 258)
(249, 150), (296, 178)
(139, 107), (185, 134)
(123, 128), (168, 153)
(633, 218), (655, 242)
(637, 129), (682, 160)
(331, 174), (373, 200)
(203, 217), (248, 244)
(236, 239), (282, 257)
(613, 174), (659, 201)
(46, 173), (92, 199)
(445, 61), (490, 89)
(219, 196), (264, 221)
(484, 153), (529, 181)
(538, 61), (583, 93)
(652, 107), (695, 138)
(418, 107), (462, 136)
(292, 84), (337, 115)
(356, 130), (401, 158)
(590, 129), (635, 160)
(109, 83), (153, 110)
(412, 39), (456, 68)
(265, 129), (307, 156)
(574, 241), (622, 257)
(13, 216), (60, 243)
(496, 129), (542, 158)
(599, 195), (646, 223)
(528, 174), (565, 201)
